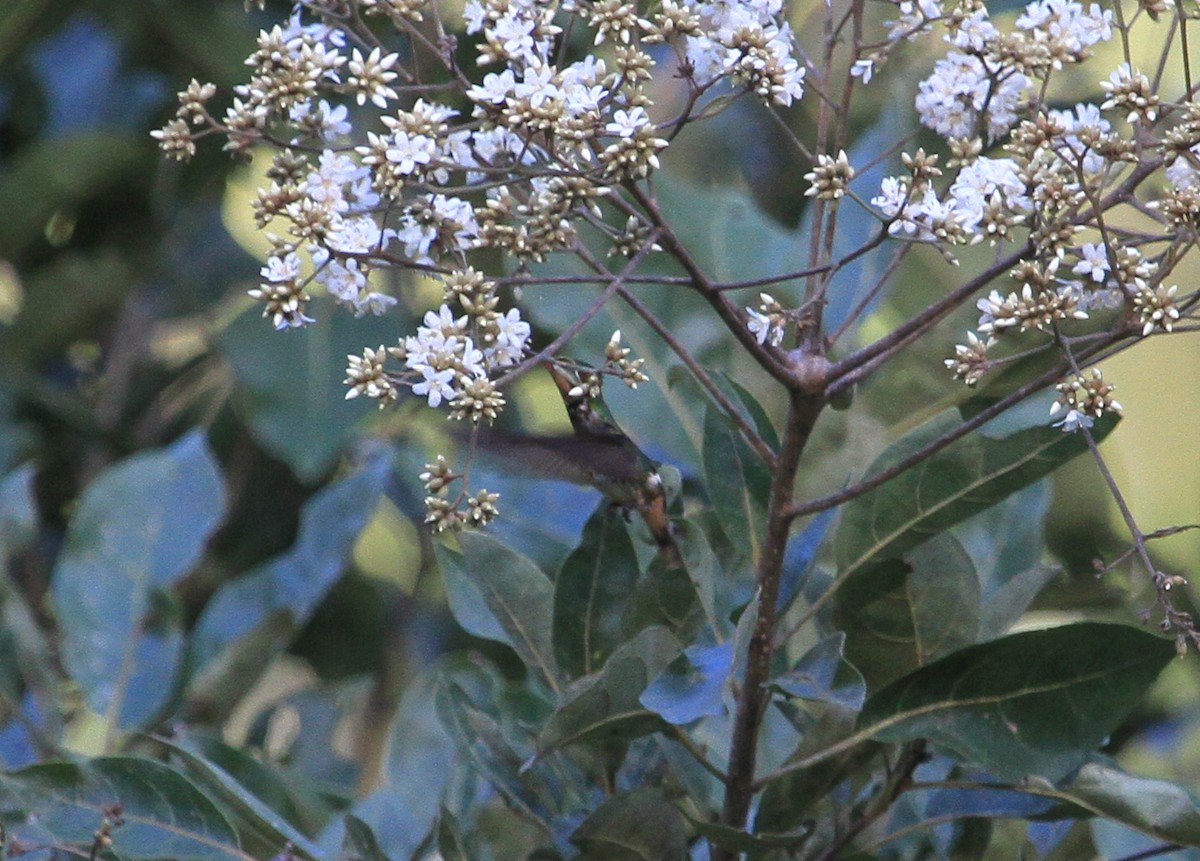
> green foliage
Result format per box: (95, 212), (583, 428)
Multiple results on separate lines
(0, 8), (1194, 860)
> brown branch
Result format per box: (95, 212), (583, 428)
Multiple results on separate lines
(715, 390), (825, 858)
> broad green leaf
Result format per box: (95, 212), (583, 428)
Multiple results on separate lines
(756, 705), (876, 834)
(675, 518), (720, 635)
(434, 681), (547, 825)
(641, 640), (733, 725)
(838, 532), (981, 688)
(438, 531), (558, 689)
(340, 667), (457, 861)
(341, 815), (393, 861)
(955, 481), (1056, 640)
(777, 506), (837, 616)
(620, 523), (706, 640)
(834, 412), (1117, 581)
(553, 506), (642, 678)
(159, 736), (324, 861)
(538, 626), (678, 755)
(859, 623), (1174, 782)
(188, 450), (390, 710)
(51, 432), (225, 730)
(436, 808), (472, 861)
(1090, 819), (1200, 861)
(684, 814), (812, 859)
(570, 788), (688, 861)
(0, 464), (35, 561)
(0, 757), (247, 861)
(771, 632), (866, 712)
(703, 402), (771, 564)
(725, 375), (781, 452)
(1027, 762), (1200, 848)
(954, 480), (1050, 591)
(219, 302), (401, 483)
(924, 767), (1057, 819)
(977, 565), (1059, 642)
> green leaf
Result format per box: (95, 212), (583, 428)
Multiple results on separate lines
(756, 706), (876, 834)
(640, 640), (733, 725)
(0, 757), (247, 861)
(955, 481), (1056, 640)
(1037, 762), (1200, 847)
(342, 815), (394, 861)
(703, 402), (771, 564)
(724, 376), (781, 452)
(51, 432), (225, 730)
(553, 506), (642, 678)
(834, 412), (1118, 581)
(684, 814), (812, 859)
(859, 623), (1175, 782)
(188, 451), (390, 711)
(218, 302), (401, 483)
(434, 680), (546, 825)
(837, 533), (981, 688)
(770, 632), (866, 711)
(570, 788), (688, 861)
(538, 626), (678, 755)
(620, 527), (704, 639)
(0, 464), (36, 561)
(438, 531), (558, 689)
(158, 736), (324, 860)
(435, 808), (471, 861)
(344, 667), (457, 861)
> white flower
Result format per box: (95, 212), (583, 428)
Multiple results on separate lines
(469, 70), (517, 105)
(424, 305), (469, 339)
(746, 309), (784, 346)
(606, 107), (651, 138)
(317, 257), (366, 302)
(850, 59), (875, 84)
(1053, 408), (1094, 433)
(488, 308), (531, 367)
(261, 252), (302, 282)
(412, 365), (457, 407)
(1072, 242), (1109, 282)
(290, 100), (351, 140)
(386, 132), (436, 176)
(353, 291), (398, 317)
(327, 215), (386, 255)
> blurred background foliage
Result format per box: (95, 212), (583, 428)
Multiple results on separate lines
(1, 0), (1200, 858)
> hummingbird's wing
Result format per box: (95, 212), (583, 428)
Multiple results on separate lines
(469, 430), (649, 486)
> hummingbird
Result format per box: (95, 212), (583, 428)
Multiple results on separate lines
(477, 360), (682, 569)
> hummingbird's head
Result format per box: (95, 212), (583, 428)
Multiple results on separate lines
(542, 359), (623, 438)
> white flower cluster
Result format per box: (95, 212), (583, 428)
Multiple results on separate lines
(872, 155), (1032, 244)
(156, 0), (811, 430)
(674, 0), (807, 106)
(915, 0), (1112, 141)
